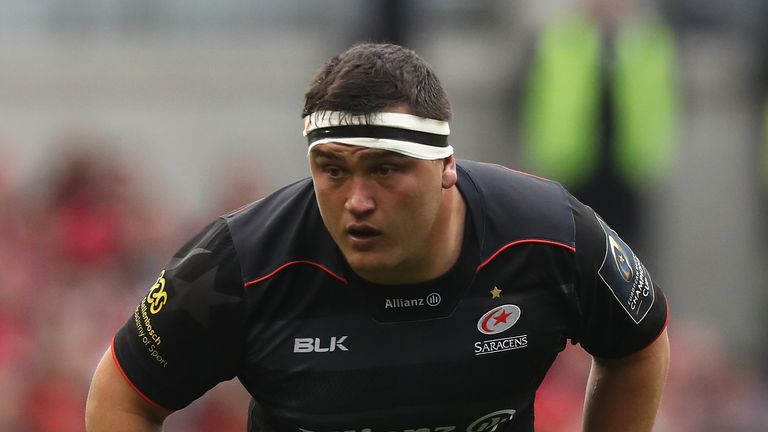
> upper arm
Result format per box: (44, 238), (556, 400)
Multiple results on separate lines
(86, 347), (170, 432)
(588, 326), (670, 411)
(583, 328), (670, 432)
(568, 194), (669, 358)
(110, 219), (247, 410)
(593, 327), (670, 370)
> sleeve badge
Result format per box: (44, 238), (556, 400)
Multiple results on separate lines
(595, 215), (655, 324)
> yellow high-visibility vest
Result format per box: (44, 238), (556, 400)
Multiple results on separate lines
(763, 101), (768, 187)
(522, 13), (680, 189)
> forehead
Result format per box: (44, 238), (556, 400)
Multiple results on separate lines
(310, 143), (409, 161)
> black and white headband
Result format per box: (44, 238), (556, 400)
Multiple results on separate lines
(303, 111), (453, 160)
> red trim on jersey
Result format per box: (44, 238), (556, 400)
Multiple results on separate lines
(110, 336), (174, 413)
(244, 261), (348, 286)
(476, 239), (576, 272)
(225, 198), (263, 217)
(647, 295), (671, 346)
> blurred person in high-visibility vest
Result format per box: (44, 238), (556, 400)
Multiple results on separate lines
(522, 0), (681, 246)
(762, 100), (768, 240)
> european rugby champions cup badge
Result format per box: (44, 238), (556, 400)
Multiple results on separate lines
(595, 215), (655, 324)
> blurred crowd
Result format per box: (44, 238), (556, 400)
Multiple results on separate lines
(0, 133), (765, 432)
(0, 135), (256, 432)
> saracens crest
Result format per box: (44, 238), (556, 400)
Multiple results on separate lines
(476, 304), (521, 335)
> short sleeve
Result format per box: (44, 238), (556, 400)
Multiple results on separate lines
(569, 195), (668, 358)
(112, 218), (246, 410)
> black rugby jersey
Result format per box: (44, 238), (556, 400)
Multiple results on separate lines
(113, 160), (667, 432)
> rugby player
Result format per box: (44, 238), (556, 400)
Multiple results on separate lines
(86, 42), (669, 432)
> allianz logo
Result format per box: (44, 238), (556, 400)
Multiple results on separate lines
(294, 336), (348, 353)
(385, 292), (441, 309)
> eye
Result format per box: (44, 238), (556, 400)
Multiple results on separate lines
(322, 165), (345, 179)
(375, 164), (398, 176)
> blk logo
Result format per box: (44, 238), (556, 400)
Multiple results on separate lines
(294, 336), (349, 353)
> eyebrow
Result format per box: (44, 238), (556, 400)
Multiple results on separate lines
(311, 149), (344, 161)
(311, 148), (407, 162)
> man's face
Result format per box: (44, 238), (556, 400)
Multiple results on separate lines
(309, 143), (453, 283)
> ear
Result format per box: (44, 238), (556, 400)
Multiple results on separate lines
(440, 156), (458, 189)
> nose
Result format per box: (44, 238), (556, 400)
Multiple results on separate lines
(344, 177), (375, 217)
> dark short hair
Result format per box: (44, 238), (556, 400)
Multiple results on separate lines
(302, 43), (451, 122)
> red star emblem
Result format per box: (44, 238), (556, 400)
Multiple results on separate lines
(493, 309), (512, 325)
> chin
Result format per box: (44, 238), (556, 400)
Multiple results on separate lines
(344, 252), (397, 276)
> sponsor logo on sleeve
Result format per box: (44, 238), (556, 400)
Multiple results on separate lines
(133, 270), (170, 368)
(146, 270), (168, 314)
(595, 216), (655, 324)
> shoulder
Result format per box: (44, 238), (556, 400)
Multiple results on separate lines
(458, 160), (571, 216)
(220, 177), (341, 286)
(223, 177), (316, 239)
(457, 160), (576, 260)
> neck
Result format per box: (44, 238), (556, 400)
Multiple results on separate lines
(427, 185), (466, 277)
(371, 186), (466, 285)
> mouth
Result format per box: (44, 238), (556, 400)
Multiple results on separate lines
(346, 224), (382, 245)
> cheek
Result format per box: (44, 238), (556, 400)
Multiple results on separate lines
(313, 188), (344, 229)
(388, 184), (441, 230)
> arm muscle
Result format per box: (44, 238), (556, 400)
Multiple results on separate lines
(86, 347), (170, 432)
(582, 329), (670, 432)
